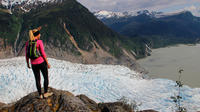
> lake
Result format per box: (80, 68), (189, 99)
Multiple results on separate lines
(138, 44), (200, 88)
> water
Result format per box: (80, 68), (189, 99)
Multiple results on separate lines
(138, 44), (200, 88)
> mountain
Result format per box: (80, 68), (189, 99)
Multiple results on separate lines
(94, 10), (136, 19)
(96, 10), (200, 48)
(0, 0), (149, 71)
(94, 10), (164, 19)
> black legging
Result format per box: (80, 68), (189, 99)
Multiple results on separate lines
(32, 62), (49, 95)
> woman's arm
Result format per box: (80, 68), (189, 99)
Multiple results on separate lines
(39, 40), (50, 68)
(26, 57), (30, 68)
(44, 57), (50, 68)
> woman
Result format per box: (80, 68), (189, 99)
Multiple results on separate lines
(25, 26), (52, 99)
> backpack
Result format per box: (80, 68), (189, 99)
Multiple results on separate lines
(26, 40), (41, 59)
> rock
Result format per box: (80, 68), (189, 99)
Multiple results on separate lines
(0, 87), (158, 112)
(98, 102), (133, 112)
(98, 102), (159, 112)
(76, 94), (100, 111)
(0, 87), (91, 112)
(139, 110), (158, 112)
(0, 102), (5, 108)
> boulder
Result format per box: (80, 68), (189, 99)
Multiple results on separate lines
(0, 87), (158, 112)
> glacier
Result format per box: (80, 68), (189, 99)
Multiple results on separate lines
(0, 57), (200, 111)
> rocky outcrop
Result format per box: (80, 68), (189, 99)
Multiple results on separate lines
(98, 103), (158, 112)
(139, 110), (158, 112)
(0, 102), (5, 108)
(0, 87), (157, 112)
(99, 102), (133, 112)
(77, 94), (100, 111)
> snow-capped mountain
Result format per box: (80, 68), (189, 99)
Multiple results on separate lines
(94, 9), (200, 19)
(94, 10), (165, 19)
(1, 0), (56, 7)
(98, 10), (200, 50)
(93, 10), (137, 19)
(0, 57), (200, 111)
(0, 0), (62, 13)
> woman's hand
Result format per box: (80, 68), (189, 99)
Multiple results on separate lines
(47, 64), (51, 69)
(26, 58), (30, 69)
(27, 64), (31, 69)
(44, 57), (50, 69)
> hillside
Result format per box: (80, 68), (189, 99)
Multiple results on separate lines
(99, 11), (200, 48)
(0, 0), (148, 71)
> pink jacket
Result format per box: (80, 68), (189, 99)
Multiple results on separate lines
(25, 40), (47, 65)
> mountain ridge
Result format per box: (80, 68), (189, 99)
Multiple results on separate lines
(97, 10), (200, 49)
(94, 10), (193, 19)
(0, 0), (147, 72)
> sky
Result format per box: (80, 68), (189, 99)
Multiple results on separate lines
(77, 0), (200, 16)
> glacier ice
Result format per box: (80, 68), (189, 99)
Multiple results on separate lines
(0, 57), (200, 111)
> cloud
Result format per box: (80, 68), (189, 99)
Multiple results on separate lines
(77, 0), (200, 13)
(183, 5), (200, 16)
(186, 5), (197, 11)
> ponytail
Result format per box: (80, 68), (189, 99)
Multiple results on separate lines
(29, 30), (35, 41)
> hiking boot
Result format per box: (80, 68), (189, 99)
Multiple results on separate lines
(44, 92), (53, 98)
(39, 95), (44, 99)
